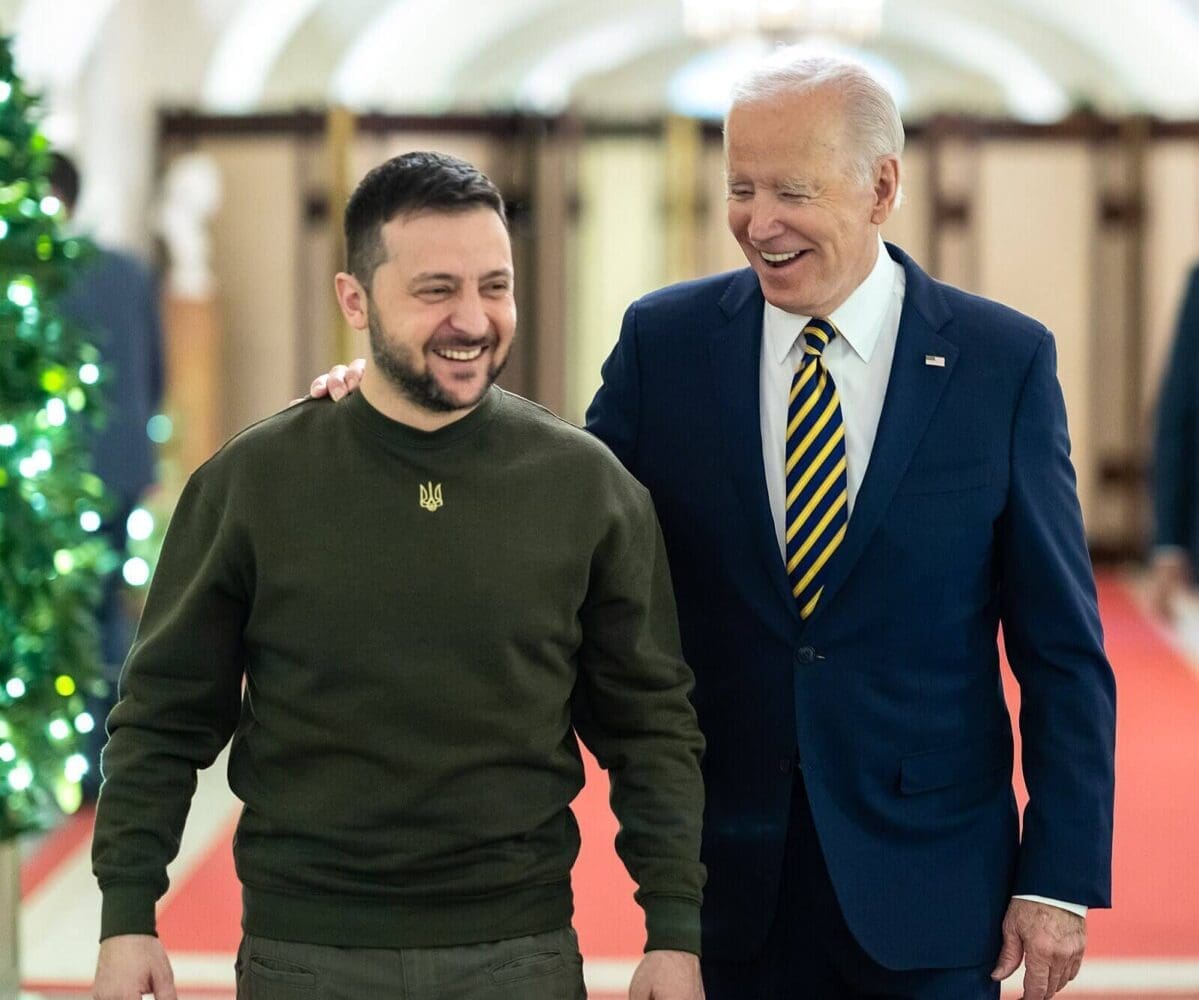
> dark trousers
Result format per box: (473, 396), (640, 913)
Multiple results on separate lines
(236, 927), (586, 999)
(702, 775), (1000, 1000)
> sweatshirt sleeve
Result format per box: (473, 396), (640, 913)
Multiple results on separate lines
(573, 484), (706, 955)
(92, 471), (250, 940)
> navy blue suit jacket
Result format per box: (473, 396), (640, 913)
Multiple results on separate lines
(586, 244), (1115, 970)
(1153, 264), (1199, 569)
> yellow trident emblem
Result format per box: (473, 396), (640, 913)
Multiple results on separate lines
(419, 481), (444, 512)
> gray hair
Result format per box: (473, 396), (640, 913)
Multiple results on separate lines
(726, 50), (905, 191)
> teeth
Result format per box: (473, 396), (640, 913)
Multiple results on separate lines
(761, 250), (802, 263)
(435, 347), (484, 361)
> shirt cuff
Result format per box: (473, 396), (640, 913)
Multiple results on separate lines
(1013, 894), (1088, 918)
(642, 895), (702, 955)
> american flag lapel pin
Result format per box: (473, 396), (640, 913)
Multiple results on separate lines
(924, 354), (946, 367)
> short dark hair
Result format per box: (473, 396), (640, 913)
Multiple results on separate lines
(344, 151), (507, 286)
(48, 152), (81, 212)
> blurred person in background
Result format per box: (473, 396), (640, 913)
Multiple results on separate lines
(48, 152), (165, 801)
(1150, 262), (1199, 622)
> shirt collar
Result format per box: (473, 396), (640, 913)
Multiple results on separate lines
(764, 235), (894, 366)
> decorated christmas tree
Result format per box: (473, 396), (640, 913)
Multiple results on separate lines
(0, 35), (113, 840)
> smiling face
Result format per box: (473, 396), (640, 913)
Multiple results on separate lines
(725, 85), (899, 317)
(337, 206), (516, 424)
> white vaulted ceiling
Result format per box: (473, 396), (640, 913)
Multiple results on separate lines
(6, 0), (1199, 122)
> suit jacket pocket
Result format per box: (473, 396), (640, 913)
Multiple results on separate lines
(895, 461), (991, 496)
(899, 733), (1011, 794)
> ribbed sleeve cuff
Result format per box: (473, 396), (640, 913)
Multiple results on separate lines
(99, 882), (159, 941)
(642, 896), (702, 955)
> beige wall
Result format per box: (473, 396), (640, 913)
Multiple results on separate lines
(975, 141), (1097, 521)
(174, 139), (304, 442)
(569, 137), (666, 423)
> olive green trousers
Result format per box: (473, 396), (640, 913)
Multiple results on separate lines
(236, 927), (587, 999)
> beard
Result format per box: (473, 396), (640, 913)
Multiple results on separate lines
(367, 310), (507, 414)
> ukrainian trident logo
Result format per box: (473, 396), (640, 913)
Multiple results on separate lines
(419, 481), (444, 511)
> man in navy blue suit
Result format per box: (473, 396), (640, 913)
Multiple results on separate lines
(1150, 263), (1199, 621)
(313, 51), (1114, 1000)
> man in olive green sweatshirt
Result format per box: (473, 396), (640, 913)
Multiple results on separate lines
(91, 151), (706, 1000)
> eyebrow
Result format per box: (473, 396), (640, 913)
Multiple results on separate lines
(409, 268), (514, 286)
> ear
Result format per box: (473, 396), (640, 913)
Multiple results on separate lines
(869, 155), (901, 226)
(334, 272), (371, 332)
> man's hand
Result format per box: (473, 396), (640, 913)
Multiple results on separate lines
(991, 898), (1086, 1000)
(308, 357), (366, 402)
(628, 949), (704, 1000)
(1148, 551), (1190, 622)
(93, 933), (177, 1000)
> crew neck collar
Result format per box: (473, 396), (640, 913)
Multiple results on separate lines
(345, 384), (503, 450)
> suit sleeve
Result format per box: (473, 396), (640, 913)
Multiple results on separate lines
(1000, 332), (1116, 908)
(1152, 266), (1199, 551)
(573, 486), (706, 955)
(585, 299), (643, 474)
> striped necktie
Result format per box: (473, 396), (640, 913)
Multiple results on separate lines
(785, 318), (849, 619)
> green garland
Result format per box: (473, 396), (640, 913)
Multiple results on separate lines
(0, 35), (114, 840)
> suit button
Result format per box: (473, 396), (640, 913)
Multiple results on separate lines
(778, 757), (794, 774)
(795, 646), (816, 665)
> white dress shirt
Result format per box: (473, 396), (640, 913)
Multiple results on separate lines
(756, 236), (1086, 919)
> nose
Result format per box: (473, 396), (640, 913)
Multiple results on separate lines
(451, 289), (490, 337)
(744, 195), (783, 244)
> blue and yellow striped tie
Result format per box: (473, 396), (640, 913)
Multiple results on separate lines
(785, 318), (849, 619)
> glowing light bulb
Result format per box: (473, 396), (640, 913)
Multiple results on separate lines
(46, 398), (67, 426)
(123, 557), (150, 586)
(56, 675), (77, 697)
(5, 678), (27, 699)
(0, 424), (16, 447)
(79, 363), (100, 385)
(126, 508), (154, 541)
(8, 764), (33, 792)
(146, 414), (174, 443)
(80, 510), (101, 532)
(65, 754), (90, 782)
(54, 550), (75, 574)
(49, 719), (71, 740)
(0, 744), (15, 763)
(7, 281), (34, 307)
(75, 712), (96, 734)
(33, 447), (52, 472)
(40, 196), (62, 216)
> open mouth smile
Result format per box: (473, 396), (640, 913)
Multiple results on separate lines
(759, 249), (812, 269)
(433, 346), (485, 361)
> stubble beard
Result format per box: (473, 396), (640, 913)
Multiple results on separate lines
(367, 310), (507, 414)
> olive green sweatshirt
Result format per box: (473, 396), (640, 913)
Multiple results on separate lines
(92, 386), (705, 953)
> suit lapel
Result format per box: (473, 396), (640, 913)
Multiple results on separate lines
(708, 271), (803, 625)
(806, 247), (957, 621)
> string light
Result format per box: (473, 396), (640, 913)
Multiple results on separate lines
(54, 550), (76, 574)
(123, 557), (150, 586)
(48, 719), (71, 741)
(6, 280), (34, 307)
(8, 765), (34, 792)
(79, 510), (101, 532)
(146, 413), (173, 443)
(55, 675), (77, 697)
(74, 713), (95, 734)
(126, 507), (154, 541)
(0, 744), (15, 763)
(78, 363), (100, 385)
(46, 397), (67, 426)
(5, 678), (27, 699)
(39, 195), (62, 216)
(64, 754), (89, 783)
(0, 424), (16, 447)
